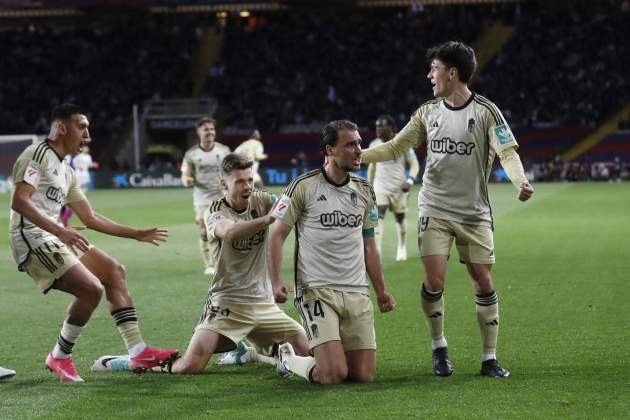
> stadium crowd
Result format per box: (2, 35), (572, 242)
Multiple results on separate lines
(0, 1), (628, 169)
(523, 156), (628, 182)
(477, 3), (630, 127)
(0, 14), (200, 151)
(208, 2), (629, 131)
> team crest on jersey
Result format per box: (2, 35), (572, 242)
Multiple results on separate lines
(495, 124), (515, 144)
(350, 192), (357, 205)
(53, 253), (64, 265)
(468, 118), (475, 133)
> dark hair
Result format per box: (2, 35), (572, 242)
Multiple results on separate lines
(196, 116), (216, 128)
(221, 153), (253, 176)
(320, 120), (358, 155)
(376, 115), (396, 131)
(426, 41), (477, 83)
(51, 103), (82, 122)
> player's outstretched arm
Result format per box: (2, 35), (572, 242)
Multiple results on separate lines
(69, 199), (168, 245)
(362, 116), (426, 164)
(367, 163), (376, 184)
(213, 214), (275, 242)
(11, 182), (90, 252)
(267, 221), (293, 303)
(363, 235), (396, 313)
(498, 147), (534, 202)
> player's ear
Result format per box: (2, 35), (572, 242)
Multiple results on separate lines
(449, 67), (458, 81)
(56, 121), (66, 136)
(220, 177), (228, 190)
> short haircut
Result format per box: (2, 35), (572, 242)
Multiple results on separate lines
(426, 41), (477, 83)
(196, 116), (216, 128)
(376, 115), (397, 131)
(221, 153), (253, 176)
(51, 103), (82, 122)
(320, 120), (359, 155)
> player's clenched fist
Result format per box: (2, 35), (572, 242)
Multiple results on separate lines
(518, 182), (534, 202)
(377, 290), (396, 313)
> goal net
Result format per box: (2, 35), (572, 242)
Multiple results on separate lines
(0, 134), (42, 193)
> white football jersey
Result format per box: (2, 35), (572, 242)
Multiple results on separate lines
(181, 142), (231, 206)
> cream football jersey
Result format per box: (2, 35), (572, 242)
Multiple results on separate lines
(234, 139), (265, 174)
(204, 190), (276, 303)
(72, 152), (93, 184)
(362, 93), (518, 226)
(368, 138), (418, 195)
(181, 142), (231, 206)
(9, 141), (86, 266)
(271, 169), (379, 295)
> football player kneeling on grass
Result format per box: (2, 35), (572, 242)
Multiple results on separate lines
(93, 153), (309, 375)
(268, 121), (396, 384)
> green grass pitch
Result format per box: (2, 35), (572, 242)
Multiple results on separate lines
(1, 183), (629, 419)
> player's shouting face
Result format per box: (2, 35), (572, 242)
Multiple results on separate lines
(329, 129), (362, 173)
(221, 167), (254, 210)
(197, 121), (216, 150)
(427, 59), (455, 98)
(59, 113), (91, 155)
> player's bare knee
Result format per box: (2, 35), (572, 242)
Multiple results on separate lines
(424, 276), (445, 292)
(288, 334), (310, 356)
(84, 281), (104, 307)
(474, 280), (493, 295)
(317, 363), (348, 384)
(350, 368), (375, 383)
(177, 362), (204, 374)
(108, 262), (127, 287)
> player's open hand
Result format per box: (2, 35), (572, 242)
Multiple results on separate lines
(58, 226), (90, 254)
(273, 282), (290, 303)
(377, 290), (396, 313)
(135, 227), (169, 246)
(518, 182), (534, 202)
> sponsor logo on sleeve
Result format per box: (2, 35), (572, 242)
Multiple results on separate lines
(211, 212), (225, 222)
(271, 194), (291, 219)
(495, 124), (515, 145)
(24, 164), (40, 186)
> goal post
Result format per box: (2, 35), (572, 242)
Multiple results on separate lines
(0, 134), (42, 193)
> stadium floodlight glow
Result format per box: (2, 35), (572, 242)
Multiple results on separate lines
(239, 10), (251, 17)
(216, 11), (228, 18)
